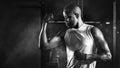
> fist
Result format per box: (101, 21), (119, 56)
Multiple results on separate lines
(74, 50), (86, 60)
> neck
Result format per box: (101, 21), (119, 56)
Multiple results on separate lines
(78, 18), (84, 28)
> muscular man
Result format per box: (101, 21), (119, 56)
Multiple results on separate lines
(63, 4), (112, 68)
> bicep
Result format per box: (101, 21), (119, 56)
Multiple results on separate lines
(92, 27), (111, 54)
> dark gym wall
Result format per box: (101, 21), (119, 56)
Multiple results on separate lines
(0, 2), (41, 68)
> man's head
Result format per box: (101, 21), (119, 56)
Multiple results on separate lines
(63, 4), (82, 28)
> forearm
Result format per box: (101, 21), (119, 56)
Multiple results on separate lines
(86, 52), (112, 61)
(86, 54), (101, 61)
(42, 30), (53, 49)
(41, 23), (51, 49)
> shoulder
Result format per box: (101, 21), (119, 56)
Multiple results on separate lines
(64, 28), (76, 39)
(85, 23), (94, 28)
(64, 29), (72, 37)
(82, 23), (94, 29)
(91, 27), (104, 40)
(91, 27), (102, 35)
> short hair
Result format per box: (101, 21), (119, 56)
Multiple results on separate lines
(63, 3), (81, 16)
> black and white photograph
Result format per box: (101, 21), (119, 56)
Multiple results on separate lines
(0, 0), (119, 68)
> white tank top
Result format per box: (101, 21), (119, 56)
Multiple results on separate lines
(64, 24), (97, 54)
(64, 24), (97, 68)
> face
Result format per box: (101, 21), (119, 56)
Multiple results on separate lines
(63, 7), (80, 28)
(63, 12), (78, 28)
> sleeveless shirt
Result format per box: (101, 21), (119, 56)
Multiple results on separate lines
(64, 24), (97, 68)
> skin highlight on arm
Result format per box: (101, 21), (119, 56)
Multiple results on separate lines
(86, 27), (112, 61)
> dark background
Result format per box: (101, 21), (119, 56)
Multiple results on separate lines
(0, 0), (119, 68)
(0, 1), (41, 68)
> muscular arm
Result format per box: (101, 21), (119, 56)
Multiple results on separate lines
(87, 27), (112, 61)
(40, 22), (61, 49)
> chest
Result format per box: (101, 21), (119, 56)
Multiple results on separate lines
(65, 28), (95, 53)
(71, 31), (93, 46)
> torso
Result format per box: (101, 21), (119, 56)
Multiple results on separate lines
(65, 24), (97, 54)
(64, 24), (98, 68)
